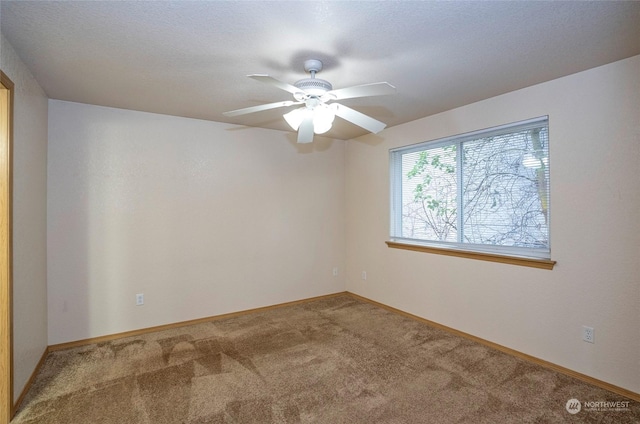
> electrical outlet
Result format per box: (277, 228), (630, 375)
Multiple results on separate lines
(582, 326), (594, 343)
(136, 293), (144, 306)
(361, 271), (367, 280)
(333, 267), (339, 277)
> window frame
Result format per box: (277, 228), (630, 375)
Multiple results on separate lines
(388, 116), (555, 269)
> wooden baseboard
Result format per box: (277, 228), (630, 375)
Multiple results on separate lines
(48, 292), (349, 352)
(12, 347), (48, 419)
(347, 292), (640, 403)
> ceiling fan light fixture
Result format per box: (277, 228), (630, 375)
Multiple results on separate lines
(283, 107), (306, 131)
(312, 104), (335, 134)
(284, 105), (335, 135)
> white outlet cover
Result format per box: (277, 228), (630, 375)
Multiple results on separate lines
(582, 326), (594, 343)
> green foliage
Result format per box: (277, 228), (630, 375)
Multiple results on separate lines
(407, 146), (456, 203)
(405, 145), (458, 240)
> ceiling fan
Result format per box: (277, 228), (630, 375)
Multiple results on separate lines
(223, 59), (396, 143)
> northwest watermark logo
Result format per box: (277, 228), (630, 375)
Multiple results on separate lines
(566, 399), (581, 414)
(566, 398), (631, 414)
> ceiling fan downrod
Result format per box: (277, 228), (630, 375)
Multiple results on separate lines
(294, 59), (333, 97)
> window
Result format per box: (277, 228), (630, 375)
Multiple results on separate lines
(390, 116), (551, 262)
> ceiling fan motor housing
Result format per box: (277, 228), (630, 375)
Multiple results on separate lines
(294, 78), (333, 96)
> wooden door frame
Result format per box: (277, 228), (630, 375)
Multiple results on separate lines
(0, 69), (14, 423)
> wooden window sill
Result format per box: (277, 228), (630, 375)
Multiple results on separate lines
(386, 241), (556, 270)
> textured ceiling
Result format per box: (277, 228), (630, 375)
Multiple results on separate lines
(2, 1), (640, 140)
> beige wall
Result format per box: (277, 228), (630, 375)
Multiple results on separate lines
(0, 35), (49, 401)
(47, 101), (345, 345)
(345, 55), (640, 393)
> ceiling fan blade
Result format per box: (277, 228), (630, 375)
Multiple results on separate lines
(326, 82), (396, 101)
(223, 100), (299, 117)
(297, 113), (315, 144)
(333, 104), (387, 134)
(249, 74), (305, 96)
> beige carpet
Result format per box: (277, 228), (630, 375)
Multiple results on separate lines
(11, 295), (639, 423)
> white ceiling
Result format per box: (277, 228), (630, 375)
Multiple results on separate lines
(2, 1), (639, 140)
